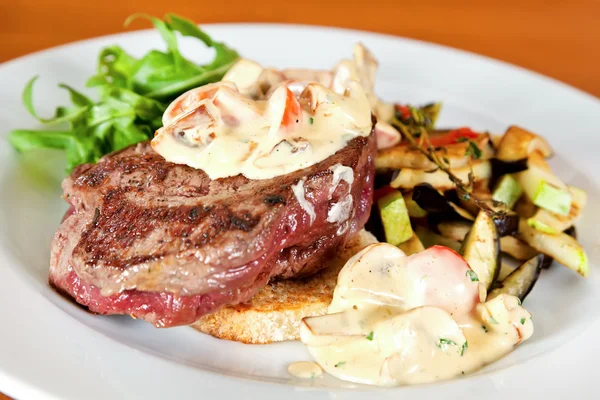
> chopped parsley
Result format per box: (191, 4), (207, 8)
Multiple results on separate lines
(520, 318), (526, 325)
(489, 316), (499, 325)
(482, 325), (489, 333)
(366, 331), (374, 341)
(461, 341), (468, 356)
(310, 372), (316, 379)
(437, 338), (457, 349)
(465, 141), (482, 159)
(466, 270), (479, 282)
(309, 117), (314, 125)
(334, 361), (346, 368)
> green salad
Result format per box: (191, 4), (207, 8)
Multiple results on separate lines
(8, 14), (239, 172)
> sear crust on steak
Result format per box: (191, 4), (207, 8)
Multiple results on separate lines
(49, 132), (376, 327)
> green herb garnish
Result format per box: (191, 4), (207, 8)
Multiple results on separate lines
(461, 341), (468, 356)
(466, 270), (479, 282)
(482, 325), (489, 333)
(520, 318), (526, 325)
(465, 140), (482, 159)
(489, 316), (499, 324)
(437, 338), (457, 348)
(8, 13), (239, 172)
(334, 361), (346, 368)
(309, 117), (314, 124)
(366, 331), (374, 341)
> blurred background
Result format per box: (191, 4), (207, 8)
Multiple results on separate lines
(1, 0), (599, 96)
(0, 1), (598, 399)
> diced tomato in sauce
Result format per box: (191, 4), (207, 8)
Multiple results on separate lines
(280, 87), (302, 128)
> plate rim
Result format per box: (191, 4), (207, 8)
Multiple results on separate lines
(1, 22), (599, 400)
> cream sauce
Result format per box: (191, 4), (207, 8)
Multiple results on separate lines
(152, 80), (372, 180)
(299, 243), (533, 386)
(327, 164), (355, 224)
(287, 361), (323, 379)
(291, 179), (316, 225)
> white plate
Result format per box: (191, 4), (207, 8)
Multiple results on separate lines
(0, 24), (599, 400)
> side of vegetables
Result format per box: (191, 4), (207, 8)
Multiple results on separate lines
(371, 112), (589, 305)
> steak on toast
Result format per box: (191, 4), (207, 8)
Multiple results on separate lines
(49, 132), (375, 327)
(192, 230), (378, 343)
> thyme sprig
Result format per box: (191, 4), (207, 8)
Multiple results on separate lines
(392, 118), (502, 219)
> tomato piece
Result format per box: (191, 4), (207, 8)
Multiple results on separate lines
(280, 87), (302, 128)
(395, 104), (411, 120)
(426, 127), (479, 147)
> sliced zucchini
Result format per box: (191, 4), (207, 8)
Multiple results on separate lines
(459, 211), (501, 290)
(515, 152), (571, 216)
(414, 225), (461, 252)
(500, 235), (538, 261)
(488, 255), (543, 302)
(390, 160), (492, 191)
(517, 219), (589, 277)
(492, 174), (523, 209)
(526, 186), (587, 234)
(397, 233), (426, 255)
(496, 125), (553, 162)
(377, 190), (413, 246)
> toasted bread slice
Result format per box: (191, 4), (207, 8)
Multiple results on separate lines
(191, 230), (378, 344)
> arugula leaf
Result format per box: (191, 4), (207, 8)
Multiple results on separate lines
(8, 14), (239, 173)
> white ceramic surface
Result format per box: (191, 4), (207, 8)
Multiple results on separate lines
(0, 24), (599, 400)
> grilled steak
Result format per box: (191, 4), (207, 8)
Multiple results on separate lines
(49, 132), (376, 327)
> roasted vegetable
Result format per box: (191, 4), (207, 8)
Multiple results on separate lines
(436, 220), (471, 241)
(517, 219), (588, 276)
(414, 225), (461, 252)
(459, 211), (501, 290)
(488, 255), (543, 302)
(403, 191), (428, 218)
(526, 186), (587, 234)
(390, 160), (492, 191)
(496, 126), (553, 162)
(377, 190), (413, 246)
(376, 130), (494, 171)
(515, 152), (571, 216)
(514, 195), (538, 218)
(397, 233), (426, 255)
(412, 183), (474, 221)
(492, 174), (523, 209)
(500, 235), (538, 261)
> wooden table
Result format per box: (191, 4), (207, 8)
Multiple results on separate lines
(0, 1), (598, 398)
